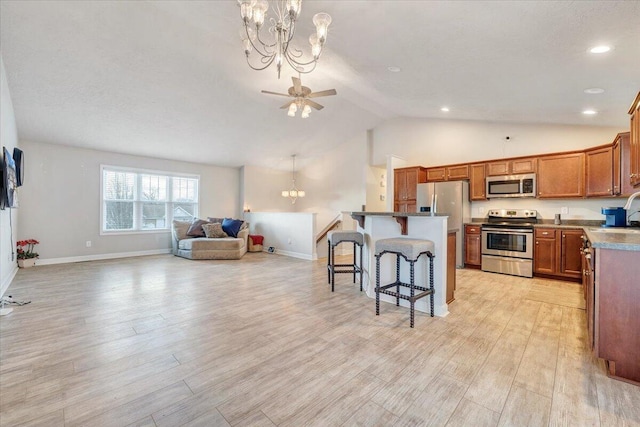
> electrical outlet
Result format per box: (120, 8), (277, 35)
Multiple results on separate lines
(86, 241), (92, 248)
(287, 238), (292, 245)
(479, 207), (485, 214)
(561, 207), (568, 214)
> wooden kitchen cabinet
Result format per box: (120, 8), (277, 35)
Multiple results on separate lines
(469, 164), (487, 200)
(486, 157), (537, 176)
(534, 227), (582, 280)
(585, 145), (613, 197)
(559, 229), (583, 278)
(394, 167), (427, 213)
(534, 228), (557, 275)
(629, 92), (640, 187)
(537, 153), (585, 198)
(464, 224), (481, 268)
(426, 164), (469, 182)
(615, 132), (635, 196)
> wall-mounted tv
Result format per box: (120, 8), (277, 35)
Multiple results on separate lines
(1, 146), (18, 209)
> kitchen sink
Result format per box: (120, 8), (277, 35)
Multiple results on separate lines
(588, 227), (640, 234)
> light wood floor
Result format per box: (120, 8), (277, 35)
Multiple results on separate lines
(1, 253), (639, 427)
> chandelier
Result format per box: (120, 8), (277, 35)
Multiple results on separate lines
(238, 0), (332, 78)
(282, 154), (305, 203)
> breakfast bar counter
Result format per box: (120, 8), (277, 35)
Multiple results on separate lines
(350, 212), (450, 317)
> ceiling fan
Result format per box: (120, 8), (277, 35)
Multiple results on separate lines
(261, 76), (337, 118)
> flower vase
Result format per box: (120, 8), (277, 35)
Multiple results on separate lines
(18, 258), (36, 268)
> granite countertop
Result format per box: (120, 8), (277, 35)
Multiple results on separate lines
(583, 227), (640, 251)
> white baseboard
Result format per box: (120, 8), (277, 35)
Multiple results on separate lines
(1, 266), (18, 298)
(268, 249), (316, 261)
(36, 249), (172, 266)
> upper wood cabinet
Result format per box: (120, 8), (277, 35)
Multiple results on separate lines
(616, 132), (635, 196)
(629, 92), (640, 187)
(486, 157), (537, 176)
(469, 164), (487, 201)
(585, 145), (613, 197)
(537, 153), (585, 198)
(394, 167), (427, 212)
(426, 165), (469, 182)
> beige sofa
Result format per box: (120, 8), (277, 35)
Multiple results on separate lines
(171, 220), (249, 260)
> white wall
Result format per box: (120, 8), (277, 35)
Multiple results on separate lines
(18, 141), (240, 262)
(365, 166), (387, 212)
(0, 57), (19, 296)
(244, 212), (317, 260)
(241, 165), (295, 212)
(295, 132), (368, 230)
(372, 117), (622, 167)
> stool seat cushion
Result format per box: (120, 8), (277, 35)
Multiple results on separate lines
(375, 238), (434, 260)
(328, 231), (364, 246)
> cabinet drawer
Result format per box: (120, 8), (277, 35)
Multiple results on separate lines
(465, 225), (481, 234)
(535, 228), (557, 238)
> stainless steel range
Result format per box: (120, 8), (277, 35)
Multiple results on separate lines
(481, 209), (537, 278)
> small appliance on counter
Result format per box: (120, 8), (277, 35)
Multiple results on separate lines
(601, 207), (626, 227)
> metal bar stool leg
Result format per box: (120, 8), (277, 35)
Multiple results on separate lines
(331, 242), (336, 292)
(352, 242), (356, 283)
(395, 255), (401, 306)
(410, 260), (416, 328)
(429, 254), (435, 317)
(375, 254), (381, 316)
(359, 243), (363, 291)
(327, 239), (331, 285)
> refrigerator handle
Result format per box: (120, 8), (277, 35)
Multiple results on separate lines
(434, 194), (438, 215)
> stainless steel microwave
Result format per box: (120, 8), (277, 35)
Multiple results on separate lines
(486, 173), (536, 198)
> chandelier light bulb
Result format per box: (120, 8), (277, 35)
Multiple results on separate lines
(313, 12), (332, 43)
(238, 0), (331, 78)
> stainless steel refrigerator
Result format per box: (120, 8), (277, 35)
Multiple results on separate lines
(416, 181), (471, 268)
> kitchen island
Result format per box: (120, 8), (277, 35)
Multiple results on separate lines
(350, 212), (450, 317)
(582, 227), (640, 385)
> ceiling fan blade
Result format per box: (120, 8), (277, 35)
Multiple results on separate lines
(280, 100), (294, 109)
(308, 89), (337, 98)
(292, 76), (302, 95)
(305, 100), (324, 110)
(262, 90), (291, 97)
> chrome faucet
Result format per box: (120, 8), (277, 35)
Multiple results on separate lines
(623, 190), (640, 225)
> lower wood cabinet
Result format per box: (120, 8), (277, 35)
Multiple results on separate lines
(464, 224), (481, 267)
(534, 227), (583, 280)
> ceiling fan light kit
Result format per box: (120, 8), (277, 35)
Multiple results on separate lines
(237, 0), (331, 78)
(262, 76), (336, 118)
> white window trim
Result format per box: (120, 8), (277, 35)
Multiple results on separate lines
(100, 165), (200, 235)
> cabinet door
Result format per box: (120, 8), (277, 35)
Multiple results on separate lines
(405, 170), (419, 200)
(394, 170), (406, 202)
(585, 248), (595, 350)
(618, 132), (635, 196)
(537, 153), (585, 198)
(426, 167), (446, 182)
(486, 161), (510, 176)
(469, 164), (486, 201)
(511, 158), (537, 174)
(613, 138), (621, 195)
(560, 229), (583, 278)
(585, 146), (613, 197)
(447, 165), (469, 180)
(534, 229), (557, 275)
(630, 93), (640, 187)
(464, 225), (481, 266)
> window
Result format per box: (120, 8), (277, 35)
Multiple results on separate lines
(101, 166), (199, 233)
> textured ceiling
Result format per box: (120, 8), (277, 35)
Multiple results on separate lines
(1, 1), (639, 170)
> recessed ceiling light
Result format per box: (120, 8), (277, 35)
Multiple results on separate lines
(589, 45), (611, 54)
(584, 88), (605, 94)
(441, 107), (450, 112)
(582, 109), (597, 115)
(387, 66), (401, 73)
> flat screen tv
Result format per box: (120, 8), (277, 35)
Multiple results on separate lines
(1, 146), (18, 209)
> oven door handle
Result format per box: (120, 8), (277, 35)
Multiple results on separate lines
(482, 227), (533, 234)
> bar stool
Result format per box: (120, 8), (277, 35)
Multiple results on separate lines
(375, 238), (435, 328)
(327, 230), (364, 292)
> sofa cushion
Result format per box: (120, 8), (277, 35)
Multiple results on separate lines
(222, 218), (244, 237)
(172, 220), (192, 241)
(179, 237), (244, 251)
(187, 218), (209, 237)
(202, 222), (228, 238)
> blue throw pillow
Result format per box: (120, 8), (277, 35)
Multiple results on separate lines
(222, 218), (244, 238)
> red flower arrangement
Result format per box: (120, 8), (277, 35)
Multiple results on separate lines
(16, 239), (39, 260)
